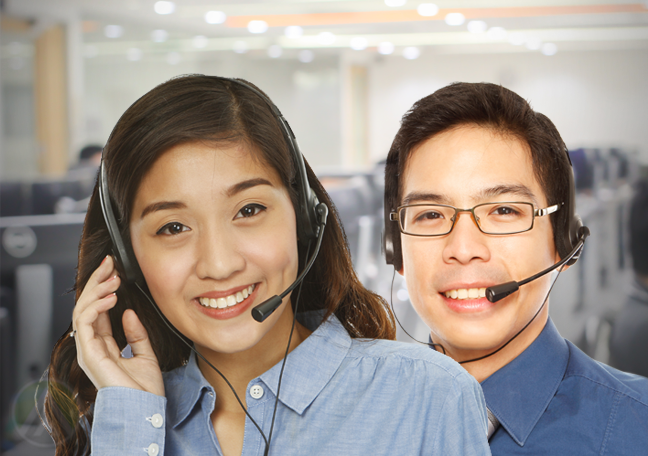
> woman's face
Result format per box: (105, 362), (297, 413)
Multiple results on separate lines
(130, 141), (299, 355)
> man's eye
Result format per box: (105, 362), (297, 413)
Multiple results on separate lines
(415, 211), (443, 222)
(494, 206), (519, 216)
(157, 222), (190, 235)
(236, 204), (266, 219)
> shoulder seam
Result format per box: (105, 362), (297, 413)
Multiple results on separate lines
(346, 340), (465, 380)
(563, 372), (648, 408)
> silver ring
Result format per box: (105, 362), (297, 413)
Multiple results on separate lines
(69, 329), (77, 338)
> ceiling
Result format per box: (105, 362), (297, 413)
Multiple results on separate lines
(3, 0), (648, 60)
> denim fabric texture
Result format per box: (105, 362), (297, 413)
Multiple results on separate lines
(482, 318), (648, 454)
(91, 313), (491, 455)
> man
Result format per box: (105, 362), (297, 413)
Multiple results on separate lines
(610, 177), (648, 377)
(384, 82), (648, 453)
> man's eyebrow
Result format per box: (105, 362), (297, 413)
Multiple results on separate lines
(401, 185), (539, 207)
(401, 192), (452, 206)
(141, 201), (187, 219)
(225, 178), (274, 197)
(479, 184), (538, 205)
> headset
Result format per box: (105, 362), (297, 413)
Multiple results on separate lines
(97, 76), (328, 454)
(383, 133), (590, 363)
(384, 145), (586, 272)
(98, 77), (328, 320)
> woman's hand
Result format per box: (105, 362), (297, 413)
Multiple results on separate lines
(72, 255), (165, 397)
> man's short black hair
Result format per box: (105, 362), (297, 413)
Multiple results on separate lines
(79, 145), (103, 161)
(630, 178), (648, 276)
(384, 82), (573, 271)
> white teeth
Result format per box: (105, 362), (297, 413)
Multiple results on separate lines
(198, 284), (256, 308)
(444, 287), (488, 300)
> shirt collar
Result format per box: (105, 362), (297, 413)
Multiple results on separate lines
(166, 311), (351, 427)
(480, 318), (569, 446)
(259, 312), (351, 415)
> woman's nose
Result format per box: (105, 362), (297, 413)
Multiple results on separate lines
(195, 227), (246, 281)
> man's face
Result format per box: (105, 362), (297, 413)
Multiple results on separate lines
(399, 125), (558, 357)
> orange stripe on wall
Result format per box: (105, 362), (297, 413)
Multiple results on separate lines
(226, 4), (646, 28)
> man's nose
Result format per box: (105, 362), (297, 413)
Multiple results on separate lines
(442, 211), (491, 264)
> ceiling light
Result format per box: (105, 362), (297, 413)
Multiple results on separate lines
(151, 29), (168, 42)
(541, 43), (557, 56)
(104, 25), (124, 38)
(417, 3), (439, 17)
(248, 20), (268, 34)
(298, 50), (314, 63)
(317, 32), (336, 45)
(126, 48), (142, 61)
(378, 42), (395, 55)
(233, 41), (248, 54)
(285, 26), (303, 38)
(385, 0), (406, 6)
(445, 13), (465, 26)
(467, 20), (487, 34)
(487, 27), (507, 40)
(508, 32), (526, 46)
(192, 35), (208, 48)
(166, 52), (181, 65)
(154, 1), (175, 15)
(350, 37), (367, 51)
(403, 46), (420, 60)
(205, 11), (226, 25)
(268, 45), (282, 58)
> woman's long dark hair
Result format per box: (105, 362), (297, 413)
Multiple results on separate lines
(44, 75), (395, 455)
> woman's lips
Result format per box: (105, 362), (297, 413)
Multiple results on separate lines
(194, 283), (259, 320)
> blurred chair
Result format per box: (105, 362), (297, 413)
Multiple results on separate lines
(609, 177), (648, 377)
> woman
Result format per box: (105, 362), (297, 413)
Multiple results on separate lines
(45, 75), (489, 456)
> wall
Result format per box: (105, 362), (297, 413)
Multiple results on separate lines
(83, 53), (341, 169)
(366, 48), (648, 164)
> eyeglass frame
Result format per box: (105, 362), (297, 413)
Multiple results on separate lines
(389, 201), (562, 237)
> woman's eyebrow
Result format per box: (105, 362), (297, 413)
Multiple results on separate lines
(141, 201), (186, 219)
(226, 178), (273, 197)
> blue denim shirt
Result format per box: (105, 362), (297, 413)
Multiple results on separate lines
(482, 318), (648, 454)
(92, 313), (491, 455)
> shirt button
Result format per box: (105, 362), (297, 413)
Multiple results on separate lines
(147, 443), (160, 456)
(150, 413), (163, 428)
(250, 384), (264, 399)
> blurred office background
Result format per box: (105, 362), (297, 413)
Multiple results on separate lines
(1, 0), (647, 453)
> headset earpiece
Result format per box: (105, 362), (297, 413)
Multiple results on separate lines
(98, 78), (324, 286)
(98, 161), (142, 283)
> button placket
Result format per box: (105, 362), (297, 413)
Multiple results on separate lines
(145, 443), (159, 456)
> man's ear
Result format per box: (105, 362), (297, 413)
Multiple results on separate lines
(397, 266), (404, 277)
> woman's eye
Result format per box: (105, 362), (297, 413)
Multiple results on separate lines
(157, 222), (189, 235)
(236, 204), (266, 219)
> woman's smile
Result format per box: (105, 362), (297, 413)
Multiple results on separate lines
(194, 283), (259, 320)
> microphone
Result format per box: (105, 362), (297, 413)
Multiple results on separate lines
(252, 203), (329, 323)
(486, 226), (590, 303)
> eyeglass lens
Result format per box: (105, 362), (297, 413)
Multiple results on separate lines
(399, 202), (534, 235)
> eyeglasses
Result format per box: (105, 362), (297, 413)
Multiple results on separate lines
(390, 202), (561, 237)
